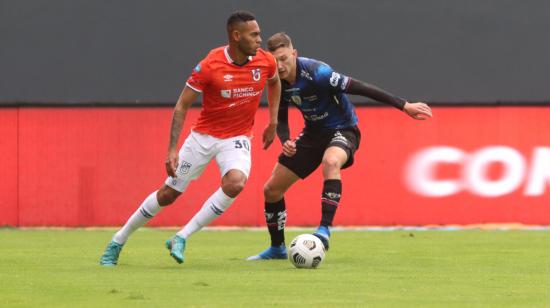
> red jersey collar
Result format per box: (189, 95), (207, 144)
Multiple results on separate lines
(224, 46), (253, 65)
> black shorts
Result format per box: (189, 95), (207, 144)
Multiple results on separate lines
(278, 126), (361, 179)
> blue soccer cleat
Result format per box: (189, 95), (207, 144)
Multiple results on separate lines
(246, 244), (288, 260)
(313, 225), (330, 251)
(165, 235), (186, 264)
(99, 240), (124, 266)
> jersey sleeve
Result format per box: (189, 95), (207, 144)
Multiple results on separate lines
(315, 63), (351, 94)
(266, 52), (278, 80)
(186, 57), (210, 93)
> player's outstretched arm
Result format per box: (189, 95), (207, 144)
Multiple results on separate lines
(165, 86), (199, 177)
(263, 73), (281, 149)
(345, 78), (432, 120)
(345, 78), (407, 110)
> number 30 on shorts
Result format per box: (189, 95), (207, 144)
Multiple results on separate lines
(234, 139), (250, 151)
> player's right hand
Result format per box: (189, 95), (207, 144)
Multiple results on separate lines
(282, 140), (297, 157)
(165, 150), (179, 177)
(403, 102), (433, 120)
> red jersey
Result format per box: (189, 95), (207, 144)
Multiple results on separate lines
(186, 46), (277, 138)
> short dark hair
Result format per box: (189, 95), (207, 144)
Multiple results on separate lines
(267, 32), (293, 52)
(226, 11), (256, 30)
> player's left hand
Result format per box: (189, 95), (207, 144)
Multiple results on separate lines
(404, 102), (433, 120)
(262, 123), (277, 149)
(165, 149), (179, 178)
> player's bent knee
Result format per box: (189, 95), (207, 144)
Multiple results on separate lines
(263, 183), (273, 197)
(156, 186), (181, 206)
(221, 172), (247, 197)
(222, 181), (246, 197)
(322, 156), (342, 171)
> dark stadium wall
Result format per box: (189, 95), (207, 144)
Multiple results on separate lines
(2, 0), (550, 103)
(1, 106), (549, 227)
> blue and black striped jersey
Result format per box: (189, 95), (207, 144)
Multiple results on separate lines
(279, 57), (358, 132)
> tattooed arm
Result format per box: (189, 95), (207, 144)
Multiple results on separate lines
(165, 86), (199, 177)
(262, 72), (281, 149)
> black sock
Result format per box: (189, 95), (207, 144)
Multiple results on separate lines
(265, 198), (286, 247)
(320, 179), (342, 227)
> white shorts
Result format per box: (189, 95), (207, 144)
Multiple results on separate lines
(165, 131), (252, 192)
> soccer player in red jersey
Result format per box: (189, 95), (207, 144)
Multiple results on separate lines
(100, 11), (280, 266)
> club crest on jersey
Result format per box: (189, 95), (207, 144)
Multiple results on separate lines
(291, 95), (302, 106)
(251, 68), (261, 81)
(221, 89), (232, 98)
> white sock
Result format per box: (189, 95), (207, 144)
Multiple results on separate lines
(176, 188), (235, 239)
(113, 190), (162, 244)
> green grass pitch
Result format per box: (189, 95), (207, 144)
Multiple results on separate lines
(2, 228), (550, 307)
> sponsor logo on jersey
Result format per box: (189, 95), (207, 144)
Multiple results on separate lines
(222, 87), (261, 99)
(223, 74), (234, 82)
(330, 72), (341, 87)
(304, 112), (329, 121)
(251, 68), (261, 81)
(221, 89), (232, 98)
(291, 95), (302, 106)
(300, 70), (313, 81)
(233, 87), (261, 98)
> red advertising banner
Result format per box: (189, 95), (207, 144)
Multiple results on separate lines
(0, 109), (19, 226)
(0, 106), (549, 227)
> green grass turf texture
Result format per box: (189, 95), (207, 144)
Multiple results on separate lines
(1, 229), (550, 307)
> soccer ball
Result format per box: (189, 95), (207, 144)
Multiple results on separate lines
(288, 234), (326, 269)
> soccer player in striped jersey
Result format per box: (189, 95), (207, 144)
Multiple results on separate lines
(100, 11), (280, 266)
(248, 32), (432, 260)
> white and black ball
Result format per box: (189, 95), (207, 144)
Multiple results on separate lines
(288, 234), (326, 269)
